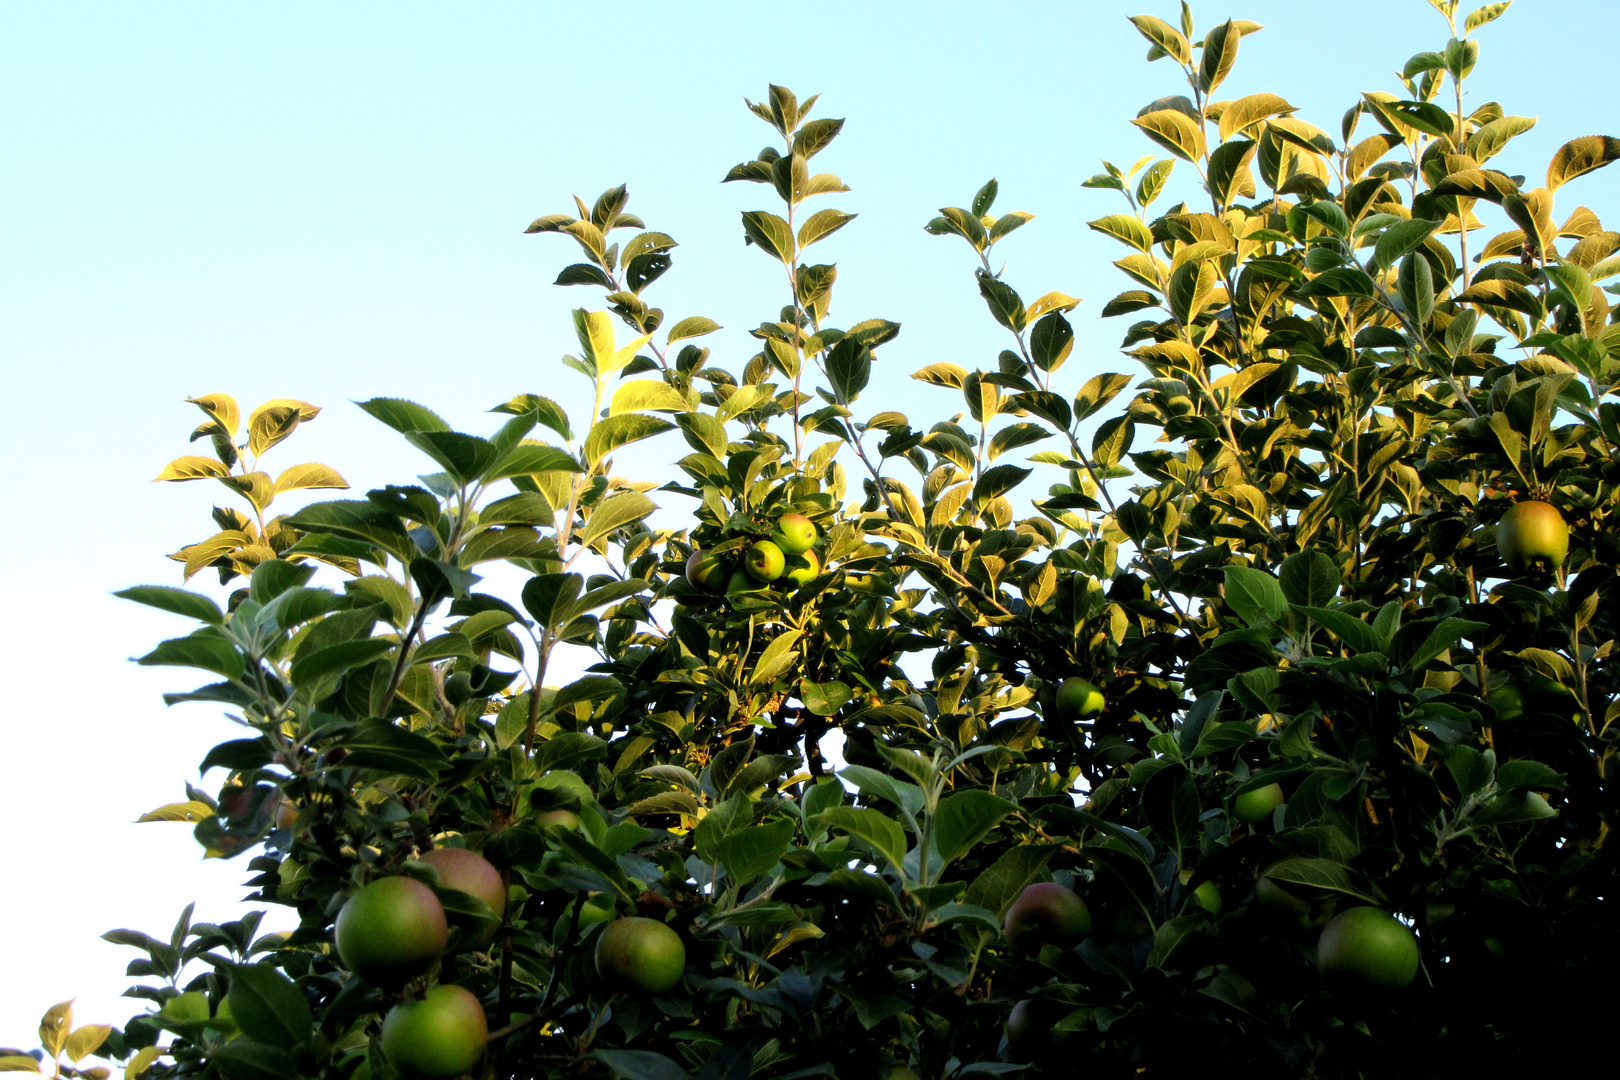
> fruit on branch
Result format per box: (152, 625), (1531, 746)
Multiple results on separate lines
(781, 548), (821, 588)
(1232, 782), (1285, 825)
(685, 549), (729, 592)
(1255, 863), (1337, 931)
(771, 512), (818, 553)
(334, 877), (449, 985)
(1055, 677), (1105, 719)
(380, 984), (488, 1079)
(595, 916), (686, 994)
(1496, 500), (1568, 573)
(745, 539), (786, 582)
(416, 847), (506, 920)
(726, 568), (771, 600)
(1003, 882), (1091, 952)
(1316, 906), (1421, 989)
(535, 808), (582, 829)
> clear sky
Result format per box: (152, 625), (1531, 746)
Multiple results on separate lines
(3, 0), (1616, 1052)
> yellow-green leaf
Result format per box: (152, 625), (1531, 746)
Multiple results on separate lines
(1025, 291), (1081, 321)
(610, 380), (690, 415)
(1547, 136), (1620, 192)
(273, 463), (348, 493)
(911, 363), (969, 389)
(1088, 214), (1155, 253)
(137, 801), (215, 823)
(186, 393), (240, 436)
(1217, 93), (1295, 141)
(124, 1047), (162, 1080)
(154, 456), (229, 482)
(1127, 14), (1192, 63)
(65, 1026), (112, 1065)
(40, 1002), (72, 1059)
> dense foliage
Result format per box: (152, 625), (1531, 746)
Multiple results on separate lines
(8, 2), (1619, 1077)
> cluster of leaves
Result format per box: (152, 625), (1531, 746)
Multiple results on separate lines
(41, 2), (1620, 1078)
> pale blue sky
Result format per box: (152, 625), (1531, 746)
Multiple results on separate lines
(3, 0), (1614, 1051)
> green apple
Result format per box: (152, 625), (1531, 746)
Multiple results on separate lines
(1316, 907), (1421, 990)
(1003, 882), (1091, 952)
(771, 512), (818, 553)
(781, 548), (821, 588)
(1232, 782), (1285, 825)
(595, 916), (686, 994)
(685, 548), (728, 592)
(1055, 677), (1105, 719)
(1496, 499), (1569, 573)
(745, 539), (786, 582)
(380, 984), (488, 1079)
(335, 877), (448, 985)
(1487, 683), (1525, 722)
(726, 568), (771, 601)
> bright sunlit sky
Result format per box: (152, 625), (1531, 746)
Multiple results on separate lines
(3, 0), (1616, 1053)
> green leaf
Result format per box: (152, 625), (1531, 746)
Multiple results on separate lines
(1075, 373), (1134, 422)
(404, 431), (499, 486)
(210, 1043), (299, 1080)
(1493, 759), (1564, 791)
(932, 791), (1015, 868)
(838, 765), (926, 818)
(584, 414), (675, 466)
(973, 464), (1031, 505)
(591, 1050), (691, 1080)
(827, 337), (872, 404)
(356, 398), (450, 434)
(798, 208), (856, 248)
(1398, 250), (1434, 327)
(1278, 550), (1341, 606)
(1372, 218), (1441, 270)
(411, 632), (474, 664)
(285, 500), (414, 562)
(1200, 20), (1240, 94)
(138, 633), (245, 681)
(579, 491), (656, 549)
(977, 271), (1025, 331)
(1260, 857), (1373, 901)
(1029, 312), (1073, 372)
(1091, 416), (1134, 469)
(801, 680), (853, 716)
(819, 806), (907, 871)
(962, 844), (1055, 915)
(227, 964), (312, 1049)
(485, 443), (581, 480)
(1224, 565), (1287, 627)
(1406, 618), (1488, 672)
(492, 394), (573, 441)
(718, 818), (796, 884)
(339, 719), (446, 781)
(289, 637), (395, 689)
(1147, 913), (1204, 969)
(116, 585), (224, 626)
(1472, 790), (1558, 827)
(750, 630), (803, 686)
(741, 210), (794, 262)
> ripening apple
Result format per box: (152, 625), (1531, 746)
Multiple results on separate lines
(745, 539), (786, 582)
(1055, 677), (1105, 719)
(771, 512), (818, 553)
(685, 549), (728, 592)
(781, 548), (821, 588)
(1496, 500), (1569, 573)
(595, 916), (686, 994)
(1003, 882), (1091, 952)
(1255, 863), (1337, 931)
(1232, 782), (1285, 825)
(1192, 880), (1222, 915)
(1316, 907), (1421, 990)
(380, 984), (488, 1079)
(416, 848), (506, 921)
(335, 877), (449, 985)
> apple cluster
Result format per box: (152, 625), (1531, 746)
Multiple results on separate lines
(331, 848), (506, 1078)
(684, 511), (824, 602)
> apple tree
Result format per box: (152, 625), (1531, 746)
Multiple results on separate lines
(15, 2), (1620, 1078)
